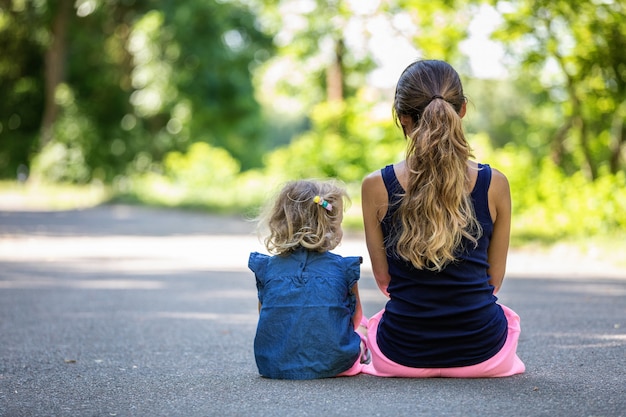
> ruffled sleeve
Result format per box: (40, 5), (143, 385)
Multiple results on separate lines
(343, 256), (362, 288)
(248, 252), (269, 304)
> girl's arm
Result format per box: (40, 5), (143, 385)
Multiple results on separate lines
(362, 172), (391, 297)
(351, 283), (363, 330)
(487, 168), (512, 294)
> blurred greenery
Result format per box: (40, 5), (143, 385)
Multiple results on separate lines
(0, 0), (625, 249)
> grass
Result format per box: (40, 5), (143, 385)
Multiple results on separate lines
(0, 180), (111, 211)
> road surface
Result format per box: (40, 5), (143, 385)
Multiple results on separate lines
(1, 205), (625, 416)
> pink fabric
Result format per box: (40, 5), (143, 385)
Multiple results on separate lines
(361, 304), (525, 378)
(337, 316), (370, 377)
(336, 350), (364, 376)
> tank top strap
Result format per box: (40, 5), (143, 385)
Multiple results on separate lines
(473, 163), (492, 197)
(381, 164), (403, 204)
(471, 164), (492, 224)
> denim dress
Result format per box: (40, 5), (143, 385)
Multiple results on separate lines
(249, 248), (362, 379)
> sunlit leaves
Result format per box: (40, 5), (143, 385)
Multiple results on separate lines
(128, 10), (175, 118)
(491, 0), (626, 176)
(263, 96), (402, 183)
(164, 142), (241, 186)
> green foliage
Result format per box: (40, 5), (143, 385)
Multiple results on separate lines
(30, 84), (95, 183)
(264, 97), (404, 183)
(0, 2), (46, 178)
(121, 142), (270, 213)
(66, 0), (141, 179)
(463, 77), (549, 153)
(0, 0), (272, 181)
(164, 142), (240, 187)
(512, 163), (626, 241)
(123, 130), (626, 243)
(472, 134), (626, 242)
(159, 0), (274, 169)
(491, 0), (626, 176)
(256, 0), (375, 108)
(386, 0), (472, 62)
(3, 0), (625, 248)
(119, 96), (405, 212)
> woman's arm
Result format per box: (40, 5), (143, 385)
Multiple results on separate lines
(487, 168), (512, 294)
(362, 172), (391, 297)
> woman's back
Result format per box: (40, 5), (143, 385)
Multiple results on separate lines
(376, 163), (508, 368)
(361, 59), (523, 377)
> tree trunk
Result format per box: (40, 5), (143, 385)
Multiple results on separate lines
(578, 116), (598, 180)
(609, 100), (626, 174)
(40, 0), (72, 149)
(326, 37), (344, 102)
(551, 118), (573, 167)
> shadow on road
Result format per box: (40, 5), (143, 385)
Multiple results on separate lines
(0, 204), (255, 237)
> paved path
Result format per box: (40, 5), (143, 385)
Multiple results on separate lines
(1, 205), (625, 417)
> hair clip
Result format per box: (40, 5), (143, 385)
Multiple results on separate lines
(313, 195), (333, 211)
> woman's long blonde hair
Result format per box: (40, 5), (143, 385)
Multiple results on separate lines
(259, 179), (347, 255)
(391, 60), (481, 271)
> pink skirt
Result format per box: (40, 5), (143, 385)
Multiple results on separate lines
(361, 304), (526, 378)
(337, 317), (369, 377)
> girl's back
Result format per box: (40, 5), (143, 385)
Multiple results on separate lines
(250, 249), (362, 379)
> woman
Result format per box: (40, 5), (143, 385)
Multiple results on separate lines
(361, 59), (525, 377)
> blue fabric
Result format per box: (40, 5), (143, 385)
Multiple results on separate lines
(377, 164), (508, 368)
(249, 248), (362, 379)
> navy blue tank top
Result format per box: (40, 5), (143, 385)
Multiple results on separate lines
(377, 164), (508, 368)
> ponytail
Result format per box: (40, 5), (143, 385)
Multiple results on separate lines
(391, 60), (481, 271)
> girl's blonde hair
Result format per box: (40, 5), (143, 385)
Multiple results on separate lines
(259, 179), (348, 255)
(391, 60), (482, 271)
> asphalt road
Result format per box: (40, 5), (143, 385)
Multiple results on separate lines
(0, 205), (625, 417)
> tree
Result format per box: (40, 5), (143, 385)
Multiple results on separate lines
(0, 0), (46, 178)
(158, 0), (274, 169)
(0, 0), (272, 181)
(255, 0), (376, 109)
(383, 0), (473, 64)
(40, 0), (71, 149)
(492, 0), (626, 178)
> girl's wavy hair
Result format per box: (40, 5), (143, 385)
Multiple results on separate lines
(258, 179), (348, 255)
(391, 59), (482, 271)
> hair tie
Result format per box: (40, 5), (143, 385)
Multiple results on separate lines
(429, 95), (445, 103)
(313, 195), (333, 211)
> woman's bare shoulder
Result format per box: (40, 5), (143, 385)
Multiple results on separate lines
(363, 168), (382, 181)
(362, 169), (384, 193)
(361, 168), (388, 208)
(490, 166), (510, 191)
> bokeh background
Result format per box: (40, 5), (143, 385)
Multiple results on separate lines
(1, 0), (625, 254)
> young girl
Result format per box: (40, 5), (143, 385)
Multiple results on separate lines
(361, 60), (525, 377)
(249, 179), (367, 379)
